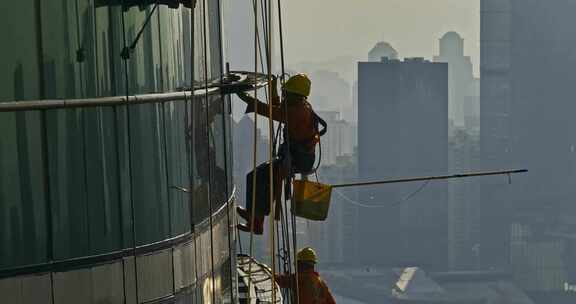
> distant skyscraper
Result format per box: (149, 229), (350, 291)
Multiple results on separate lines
(368, 41), (399, 62)
(433, 32), (480, 270)
(357, 58), (448, 270)
(434, 32), (475, 129)
(481, 0), (576, 294)
(314, 111), (355, 166)
(308, 70), (351, 116)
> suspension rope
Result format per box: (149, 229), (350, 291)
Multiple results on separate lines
(215, 0), (235, 301)
(274, 0), (300, 302)
(186, 5), (203, 296)
(333, 180), (431, 209)
(274, 4), (301, 304)
(246, 0), (261, 300)
(200, 0), (216, 302)
(266, 0), (278, 302)
(120, 7), (141, 304)
(270, 0), (300, 301)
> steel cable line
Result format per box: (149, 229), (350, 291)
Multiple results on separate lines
(246, 0), (261, 300)
(333, 180), (431, 209)
(120, 5), (140, 303)
(200, 0), (217, 301)
(264, 0), (278, 301)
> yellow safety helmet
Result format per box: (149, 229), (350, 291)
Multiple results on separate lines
(282, 74), (311, 97)
(297, 247), (317, 263)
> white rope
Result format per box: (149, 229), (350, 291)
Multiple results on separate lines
(332, 180), (431, 208)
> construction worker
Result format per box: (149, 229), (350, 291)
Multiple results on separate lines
(235, 74), (326, 234)
(276, 247), (336, 304)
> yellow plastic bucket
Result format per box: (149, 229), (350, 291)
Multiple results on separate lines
(292, 180), (332, 221)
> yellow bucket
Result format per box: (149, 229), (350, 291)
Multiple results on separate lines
(292, 180), (332, 221)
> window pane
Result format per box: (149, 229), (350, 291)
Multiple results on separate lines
(129, 103), (170, 245)
(84, 108), (123, 254)
(224, 97), (233, 197)
(0, 112), (48, 268)
(208, 96), (227, 208)
(158, 6), (185, 91)
(164, 101), (192, 236)
(0, 0), (48, 269)
(46, 108), (90, 260)
(192, 98), (210, 223)
(78, 1), (124, 255)
(122, 5), (162, 94)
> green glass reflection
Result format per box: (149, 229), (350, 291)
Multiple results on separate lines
(0, 0), (48, 269)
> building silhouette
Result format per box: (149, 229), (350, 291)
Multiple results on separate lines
(481, 0), (576, 298)
(368, 41), (399, 62)
(434, 32), (475, 129)
(433, 32), (481, 270)
(357, 57), (448, 269)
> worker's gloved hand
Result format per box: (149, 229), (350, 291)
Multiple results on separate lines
(220, 83), (251, 95)
(236, 92), (255, 114)
(245, 103), (255, 114)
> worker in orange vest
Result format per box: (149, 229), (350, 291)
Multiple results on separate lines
(276, 247), (336, 304)
(236, 74), (326, 234)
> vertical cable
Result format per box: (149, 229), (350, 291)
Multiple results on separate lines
(247, 0), (260, 301)
(188, 7), (203, 303)
(214, 0), (236, 300)
(33, 0), (56, 302)
(120, 4), (140, 303)
(101, 3), (130, 302)
(201, 0), (216, 302)
(161, 101), (176, 295)
(156, 2), (173, 298)
(265, 1), (277, 303)
(275, 0), (300, 301)
(275, 0), (292, 293)
(113, 104), (129, 303)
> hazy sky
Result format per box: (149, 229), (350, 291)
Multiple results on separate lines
(283, 0), (480, 76)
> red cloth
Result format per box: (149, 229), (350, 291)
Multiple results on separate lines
(276, 270), (336, 304)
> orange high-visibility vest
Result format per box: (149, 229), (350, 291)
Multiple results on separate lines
(276, 270), (336, 304)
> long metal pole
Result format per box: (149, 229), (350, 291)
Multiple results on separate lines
(331, 169), (528, 189)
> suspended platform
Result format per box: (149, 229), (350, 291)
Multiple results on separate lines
(237, 254), (283, 304)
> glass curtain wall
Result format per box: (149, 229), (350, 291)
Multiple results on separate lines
(0, 0), (235, 303)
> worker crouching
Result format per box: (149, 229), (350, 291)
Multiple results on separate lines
(276, 247), (336, 304)
(236, 74), (326, 234)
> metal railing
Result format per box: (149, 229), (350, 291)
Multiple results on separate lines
(0, 71), (268, 112)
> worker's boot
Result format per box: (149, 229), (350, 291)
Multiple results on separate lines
(237, 206), (250, 222)
(237, 216), (264, 235)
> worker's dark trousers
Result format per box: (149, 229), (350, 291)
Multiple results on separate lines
(245, 159), (283, 218)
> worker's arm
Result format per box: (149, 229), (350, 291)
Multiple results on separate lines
(321, 281), (336, 304)
(274, 273), (292, 289)
(236, 91), (284, 122)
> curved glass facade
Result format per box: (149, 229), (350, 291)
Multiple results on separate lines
(0, 1), (235, 303)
